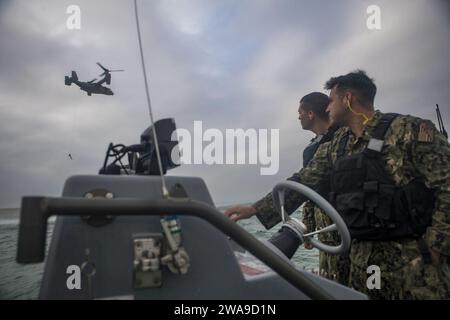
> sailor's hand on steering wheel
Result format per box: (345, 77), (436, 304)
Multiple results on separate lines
(304, 242), (314, 250)
(224, 206), (257, 222)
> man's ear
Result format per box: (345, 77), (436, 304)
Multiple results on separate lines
(343, 91), (353, 107)
(308, 110), (315, 120)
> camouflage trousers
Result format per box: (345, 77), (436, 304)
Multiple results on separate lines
(348, 240), (449, 300)
(302, 203), (351, 286)
(319, 251), (351, 286)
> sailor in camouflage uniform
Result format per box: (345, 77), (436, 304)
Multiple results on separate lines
(264, 92), (350, 285)
(225, 70), (449, 299)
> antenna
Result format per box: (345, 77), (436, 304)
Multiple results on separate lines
(436, 104), (448, 139)
(134, 0), (169, 198)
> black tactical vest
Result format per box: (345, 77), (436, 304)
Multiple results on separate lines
(329, 113), (435, 241)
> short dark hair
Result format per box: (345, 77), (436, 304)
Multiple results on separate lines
(299, 92), (330, 120)
(324, 70), (377, 105)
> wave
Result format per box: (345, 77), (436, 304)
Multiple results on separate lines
(0, 219), (20, 225)
(0, 217), (56, 226)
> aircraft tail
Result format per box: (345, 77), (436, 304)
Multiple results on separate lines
(65, 71), (78, 86)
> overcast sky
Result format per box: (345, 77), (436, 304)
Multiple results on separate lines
(0, 0), (449, 208)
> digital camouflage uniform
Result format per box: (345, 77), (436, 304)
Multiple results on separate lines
(253, 110), (450, 299)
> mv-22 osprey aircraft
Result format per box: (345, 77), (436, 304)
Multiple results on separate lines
(65, 62), (124, 96)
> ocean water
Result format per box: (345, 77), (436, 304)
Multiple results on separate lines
(0, 208), (319, 300)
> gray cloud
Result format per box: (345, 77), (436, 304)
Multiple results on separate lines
(0, 0), (448, 208)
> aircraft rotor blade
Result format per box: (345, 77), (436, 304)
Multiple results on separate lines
(96, 62), (108, 72)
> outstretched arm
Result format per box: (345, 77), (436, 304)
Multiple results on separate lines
(251, 142), (333, 229)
